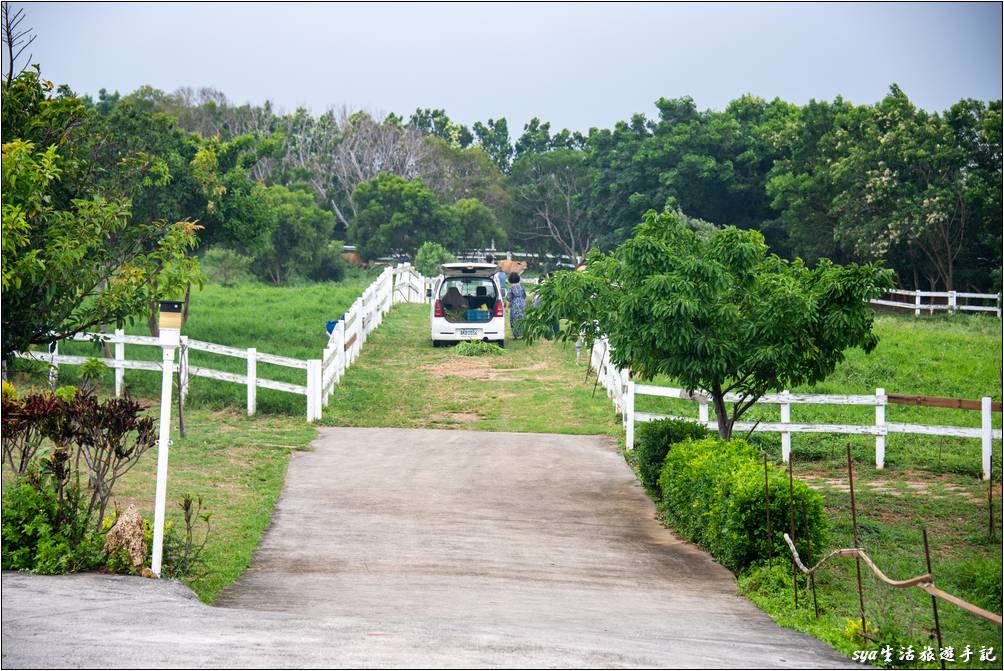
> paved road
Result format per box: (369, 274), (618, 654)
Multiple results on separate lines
(3, 428), (853, 668)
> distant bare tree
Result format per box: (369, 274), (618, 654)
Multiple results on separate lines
(284, 108), (431, 227)
(2, 2), (36, 89)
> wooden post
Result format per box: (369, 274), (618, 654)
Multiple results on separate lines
(781, 389), (792, 463)
(948, 290), (957, 314)
(982, 396), (993, 481)
(114, 328), (125, 397)
(625, 377), (636, 450)
(875, 387), (886, 469)
(246, 348), (257, 416)
(914, 290), (921, 317)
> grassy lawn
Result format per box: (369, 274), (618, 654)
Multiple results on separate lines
(31, 274), (378, 415)
(321, 302), (623, 436)
(103, 407), (316, 602)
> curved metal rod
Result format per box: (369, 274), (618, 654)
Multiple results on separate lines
(783, 534), (930, 587)
(782, 534), (1002, 625)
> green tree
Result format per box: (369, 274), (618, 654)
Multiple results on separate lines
(507, 148), (597, 262)
(414, 241), (456, 277)
(472, 117), (513, 173)
(253, 185), (336, 284)
(191, 134), (276, 255)
(408, 107), (473, 148)
(447, 197), (506, 250)
(348, 174), (451, 260)
(1, 140), (200, 360)
(524, 210), (892, 439)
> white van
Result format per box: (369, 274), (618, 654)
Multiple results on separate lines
(429, 263), (505, 347)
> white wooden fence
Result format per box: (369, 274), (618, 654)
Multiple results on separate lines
(17, 264), (430, 422)
(871, 288), (1001, 317)
(588, 338), (1002, 480)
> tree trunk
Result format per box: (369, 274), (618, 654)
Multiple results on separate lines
(711, 383), (732, 440)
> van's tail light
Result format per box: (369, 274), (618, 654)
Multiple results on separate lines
(495, 300), (504, 317)
(434, 300), (444, 318)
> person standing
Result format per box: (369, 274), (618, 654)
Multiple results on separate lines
(506, 272), (527, 339)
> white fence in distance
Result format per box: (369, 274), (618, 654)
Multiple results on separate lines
(17, 264), (430, 422)
(870, 288), (1001, 317)
(588, 338), (1002, 480)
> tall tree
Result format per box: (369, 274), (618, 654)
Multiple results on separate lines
(523, 210), (893, 439)
(472, 117), (513, 173)
(508, 149), (597, 262)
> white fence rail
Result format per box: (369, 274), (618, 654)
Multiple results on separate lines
(16, 264), (429, 422)
(871, 288), (1001, 317)
(588, 338), (1002, 480)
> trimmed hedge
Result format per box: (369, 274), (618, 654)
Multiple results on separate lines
(658, 437), (825, 572)
(635, 418), (709, 496)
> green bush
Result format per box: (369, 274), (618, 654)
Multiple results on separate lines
(635, 418), (709, 496)
(308, 241), (348, 282)
(1, 478), (103, 574)
(658, 437), (826, 572)
(201, 247), (253, 286)
(414, 241), (455, 277)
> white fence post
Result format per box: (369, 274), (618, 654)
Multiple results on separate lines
(982, 396), (993, 481)
(625, 377), (636, 450)
(247, 348), (257, 416)
(306, 359), (322, 422)
(179, 336), (189, 405)
(914, 290), (921, 317)
(780, 389), (791, 463)
(948, 290), (958, 313)
(698, 396), (709, 426)
(48, 341), (59, 388)
(114, 328), (125, 397)
(875, 387), (886, 469)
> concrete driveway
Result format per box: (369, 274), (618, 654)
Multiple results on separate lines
(2, 427), (853, 668)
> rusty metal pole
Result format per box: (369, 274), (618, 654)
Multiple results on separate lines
(847, 444), (867, 641)
(592, 341), (608, 398)
(764, 452), (772, 567)
(803, 504), (820, 619)
(923, 528), (946, 670)
(788, 456), (798, 609)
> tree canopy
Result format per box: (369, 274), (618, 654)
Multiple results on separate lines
(524, 210), (894, 439)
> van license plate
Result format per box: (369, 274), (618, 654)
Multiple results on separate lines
(458, 329), (481, 338)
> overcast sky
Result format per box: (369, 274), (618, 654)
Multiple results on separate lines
(23, 2), (1003, 132)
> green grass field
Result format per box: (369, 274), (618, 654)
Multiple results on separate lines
(30, 273), (378, 415)
(321, 303), (623, 435)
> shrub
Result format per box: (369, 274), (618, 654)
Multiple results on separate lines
(414, 241), (455, 277)
(454, 340), (504, 357)
(658, 437), (825, 572)
(308, 241), (348, 282)
(1, 476), (103, 574)
(201, 247), (253, 286)
(1, 387), (157, 574)
(634, 418), (709, 496)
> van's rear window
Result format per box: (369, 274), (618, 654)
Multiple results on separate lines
(439, 277), (497, 323)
